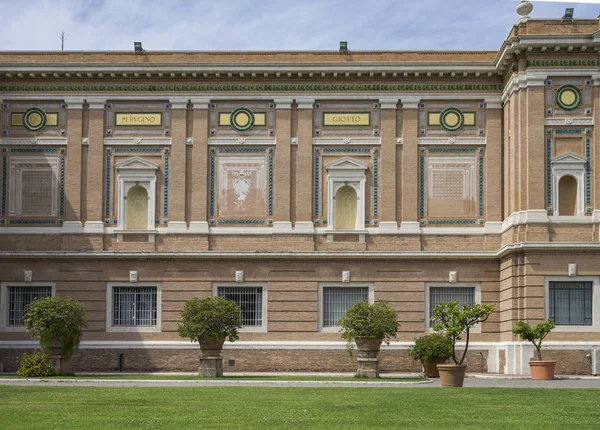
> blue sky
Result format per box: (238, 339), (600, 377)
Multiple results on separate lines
(1, 0), (600, 51)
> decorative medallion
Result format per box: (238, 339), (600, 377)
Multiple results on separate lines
(22, 107), (47, 131)
(555, 85), (582, 111)
(230, 107), (255, 131)
(439, 107), (465, 132)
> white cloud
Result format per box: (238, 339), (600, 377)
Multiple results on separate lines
(0, 0), (599, 51)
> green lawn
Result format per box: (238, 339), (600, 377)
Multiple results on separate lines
(2, 386), (600, 429)
(0, 375), (424, 382)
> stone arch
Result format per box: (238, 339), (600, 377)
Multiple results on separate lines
(126, 185), (148, 229)
(558, 175), (577, 216)
(335, 186), (358, 230)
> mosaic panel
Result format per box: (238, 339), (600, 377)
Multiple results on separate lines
(105, 152), (112, 218)
(59, 155), (65, 217)
(546, 138), (553, 208)
(163, 153), (169, 220)
(1, 155), (6, 217)
(586, 138), (591, 206)
(20, 170), (54, 216)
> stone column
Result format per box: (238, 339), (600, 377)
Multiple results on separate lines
(273, 97), (293, 232)
(167, 98), (189, 231)
(294, 97), (315, 232)
(399, 97), (421, 233)
(62, 98), (85, 232)
(485, 99), (503, 223)
(378, 98), (399, 232)
(84, 99), (106, 233)
(189, 97), (210, 233)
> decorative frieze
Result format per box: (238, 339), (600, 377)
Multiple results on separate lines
(103, 137), (172, 146)
(0, 137), (67, 145)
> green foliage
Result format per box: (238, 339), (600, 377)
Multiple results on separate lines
(512, 319), (556, 361)
(24, 296), (88, 358)
(177, 296), (242, 344)
(409, 334), (453, 366)
(339, 300), (399, 342)
(16, 351), (59, 377)
(432, 301), (495, 365)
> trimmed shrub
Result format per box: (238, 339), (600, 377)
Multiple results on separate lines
(16, 351), (59, 377)
(409, 334), (453, 366)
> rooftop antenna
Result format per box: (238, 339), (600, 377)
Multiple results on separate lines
(60, 30), (66, 51)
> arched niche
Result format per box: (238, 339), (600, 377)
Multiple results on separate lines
(552, 152), (586, 217)
(115, 157), (158, 231)
(325, 157), (368, 231)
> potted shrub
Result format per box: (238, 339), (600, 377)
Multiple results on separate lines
(431, 301), (495, 387)
(512, 319), (556, 380)
(23, 296), (88, 375)
(178, 296), (242, 377)
(409, 334), (453, 378)
(339, 300), (399, 378)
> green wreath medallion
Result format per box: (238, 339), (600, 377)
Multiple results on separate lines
(555, 85), (582, 111)
(230, 107), (255, 131)
(439, 107), (465, 132)
(22, 107), (48, 131)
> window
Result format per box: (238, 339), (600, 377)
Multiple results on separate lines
(217, 286), (264, 327)
(319, 283), (373, 330)
(548, 281), (593, 326)
(9, 156), (59, 218)
(425, 283), (481, 330)
(428, 286), (475, 327)
(106, 283), (161, 332)
(0, 282), (55, 329)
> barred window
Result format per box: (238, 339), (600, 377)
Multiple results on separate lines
(322, 286), (369, 327)
(429, 287), (475, 327)
(8, 286), (52, 326)
(217, 286), (263, 327)
(112, 286), (157, 327)
(549, 281), (593, 326)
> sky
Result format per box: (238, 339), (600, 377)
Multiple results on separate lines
(1, 0), (600, 52)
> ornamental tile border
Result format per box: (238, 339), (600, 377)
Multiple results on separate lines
(59, 155), (65, 217)
(0, 83), (503, 93)
(527, 59), (600, 67)
(217, 219), (265, 225)
(8, 219), (58, 225)
(555, 129), (582, 135)
(478, 153), (484, 217)
(419, 146), (483, 225)
(586, 138), (591, 205)
(105, 152), (112, 218)
(268, 149), (274, 217)
(373, 154), (379, 219)
(112, 148), (163, 153)
(314, 151), (320, 219)
(10, 148), (58, 153)
(546, 138), (552, 208)
(1, 155), (6, 217)
(321, 147), (371, 154)
(163, 154), (169, 219)
(209, 151), (215, 217)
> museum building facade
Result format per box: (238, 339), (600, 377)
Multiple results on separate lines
(2, 16), (600, 375)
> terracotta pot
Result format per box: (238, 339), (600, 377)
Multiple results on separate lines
(198, 337), (226, 377)
(437, 363), (467, 387)
(354, 338), (383, 378)
(529, 360), (556, 380)
(46, 339), (73, 375)
(423, 359), (447, 378)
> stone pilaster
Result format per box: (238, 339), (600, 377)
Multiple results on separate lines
(399, 97), (420, 233)
(273, 98), (293, 232)
(294, 98), (315, 232)
(485, 99), (503, 222)
(378, 98), (399, 232)
(189, 97), (210, 233)
(167, 98), (188, 231)
(63, 98), (84, 232)
(84, 99), (106, 233)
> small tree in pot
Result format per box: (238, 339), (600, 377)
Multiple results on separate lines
(432, 301), (494, 387)
(178, 296), (242, 377)
(512, 319), (556, 380)
(409, 334), (453, 378)
(339, 300), (399, 378)
(24, 296), (88, 375)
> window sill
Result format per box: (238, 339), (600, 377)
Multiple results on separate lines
(106, 326), (161, 333)
(551, 325), (598, 332)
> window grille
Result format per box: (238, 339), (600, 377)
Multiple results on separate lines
(322, 287), (368, 327)
(549, 281), (593, 325)
(8, 286), (52, 326)
(218, 286), (263, 327)
(429, 287), (475, 327)
(112, 287), (157, 327)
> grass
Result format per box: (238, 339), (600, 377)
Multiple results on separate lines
(2, 386), (600, 429)
(0, 375), (424, 382)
